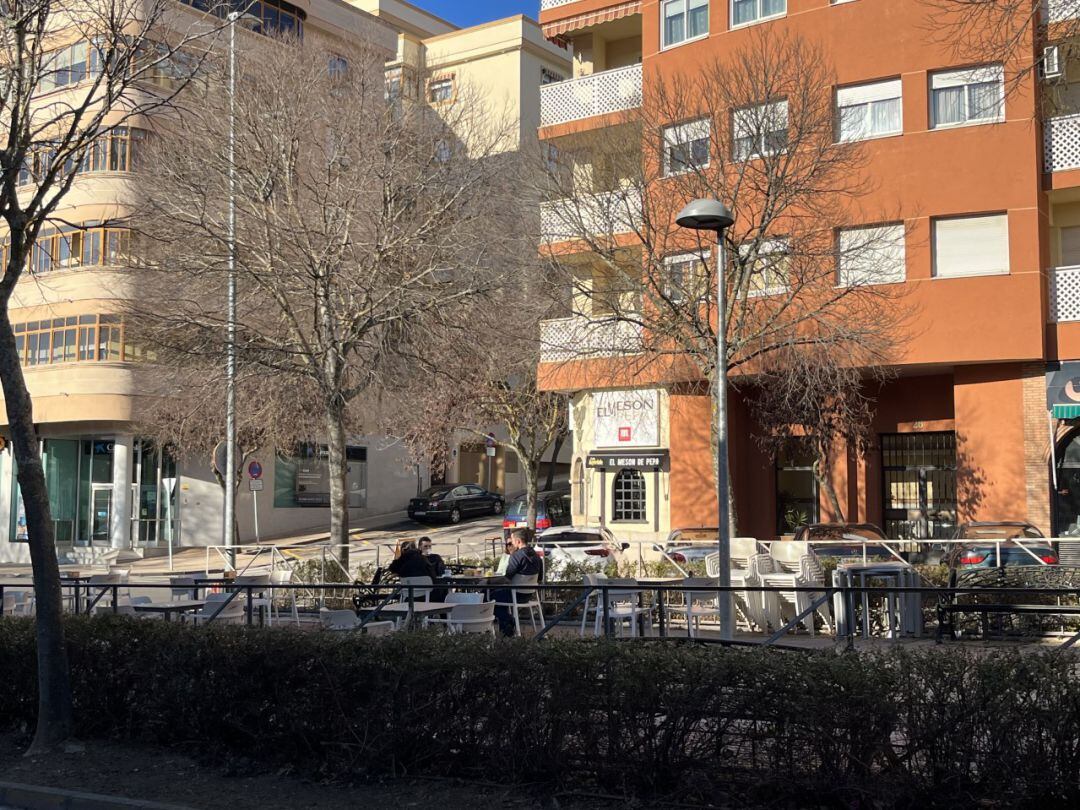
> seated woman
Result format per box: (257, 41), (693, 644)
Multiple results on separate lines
(388, 539), (436, 579)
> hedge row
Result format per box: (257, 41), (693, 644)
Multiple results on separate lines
(2, 617), (1079, 806)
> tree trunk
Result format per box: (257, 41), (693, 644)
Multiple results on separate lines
(521, 453), (539, 531)
(543, 432), (566, 492)
(325, 403), (350, 572)
(0, 311), (74, 752)
(814, 458), (845, 523)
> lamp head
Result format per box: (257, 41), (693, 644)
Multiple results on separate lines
(676, 198), (734, 232)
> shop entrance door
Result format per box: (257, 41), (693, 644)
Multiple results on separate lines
(89, 484), (113, 545)
(881, 432), (957, 540)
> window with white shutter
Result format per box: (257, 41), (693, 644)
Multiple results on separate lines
(838, 224), (906, 285)
(932, 214), (1009, 278)
(836, 79), (902, 142)
(732, 100), (788, 160)
(663, 119), (710, 175)
(1061, 226), (1080, 266)
(930, 65), (1004, 128)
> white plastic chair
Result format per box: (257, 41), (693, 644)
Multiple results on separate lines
(430, 601), (496, 635)
(320, 608), (361, 631)
(446, 591), (483, 605)
(494, 574), (544, 636)
(760, 542), (831, 635)
(86, 574), (121, 612)
(192, 592), (246, 625)
(668, 577), (723, 638)
(396, 576), (433, 603)
(579, 572), (608, 636)
(268, 569), (299, 625)
(593, 579), (650, 638)
(364, 620), (396, 636)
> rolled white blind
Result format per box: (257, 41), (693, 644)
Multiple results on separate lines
(931, 64), (1003, 90)
(664, 118), (710, 145)
(837, 79), (902, 107)
(933, 214), (1009, 277)
(1062, 226), (1080, 266)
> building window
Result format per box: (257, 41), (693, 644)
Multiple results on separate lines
(732, 0), (786, 27)
(662, 0), (709, 48)
(932, 213), (1009, 277)
(13, 314), (124, 367)
(18, 129), (147, 188)
(664, 252), (709, 303)
(740, 238), (789, 296)
(274, 444), (366, 508)
(662, 118), (710, 175)
(541, 67), (565, 85)
(836, 79), (902, 142)
(776, 440), (817, 534)
(328, 55), (348, 80)
(732, 100), (788, 160)
(38, 40), (102, 93)
(837, 223), (906, 285)
(930, 65), (1004, 128)
(179, 0), (304, 39)
(3, 222), (132, 275)
(428, 76), (454, 103)
(612, 468), (646, 522)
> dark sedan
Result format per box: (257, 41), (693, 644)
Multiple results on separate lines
(407, 484), (503, 525)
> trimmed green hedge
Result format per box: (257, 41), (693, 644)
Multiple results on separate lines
(2, 617), (1079, 805)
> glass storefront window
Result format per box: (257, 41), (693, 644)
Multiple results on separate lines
(274, 444), (367, 509)
(776, 439), (818, 534)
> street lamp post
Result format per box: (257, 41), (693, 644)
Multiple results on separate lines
(223, 11), (239, 560)
(676, 198), (735, 639)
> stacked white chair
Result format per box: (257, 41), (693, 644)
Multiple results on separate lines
(705, 538), (773, 632)
(759, 541), (831, 635)
(668, 577), (723, 637)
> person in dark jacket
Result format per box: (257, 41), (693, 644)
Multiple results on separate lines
(419, 536), (449, 600)
(492, 528), (543, 637)
(388, 539), (436, 580)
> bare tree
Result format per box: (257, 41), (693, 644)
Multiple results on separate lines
(0, 0), (219, 751)
(749, 348), (894, 526)
(130, 33), (520, 566)
(538, 31), (905, 532)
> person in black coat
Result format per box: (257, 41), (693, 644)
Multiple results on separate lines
(388, 539), (436, 579)
(492, 528), (543, 636)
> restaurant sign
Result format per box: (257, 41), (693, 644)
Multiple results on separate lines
(1047, 362), (1080, 419)
(594, 389), (660, 448)
(586, 450), (669, 472)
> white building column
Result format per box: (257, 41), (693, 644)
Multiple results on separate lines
(110, 434), (133, 550)
(0, 449), (12, 546)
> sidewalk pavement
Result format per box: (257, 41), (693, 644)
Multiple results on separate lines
(0, 781), (195, 810)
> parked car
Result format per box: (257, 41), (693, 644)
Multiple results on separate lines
(940, 521), (1057, 569)
(792, 523), (897, 560)
(501, 490), (572, 539)
(535, 525), (628, 580)
(407, 484), (503, 525)
(661, 527), (720, 564)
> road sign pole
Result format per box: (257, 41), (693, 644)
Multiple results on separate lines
(253, 488), (260, 544)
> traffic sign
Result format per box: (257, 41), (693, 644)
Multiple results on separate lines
(485, 433), (496, 448)
(249, 479), (264, 492)
(248, 460), (263, 479)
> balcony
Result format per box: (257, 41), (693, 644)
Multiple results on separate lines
(1051, 265), (1080, 321)
(540, 0), (578, 9)
(540, 316), (642, 363)
(1045, 114), (1080, 172)
(1047, 0), (1079, 23)
(540, 188), (642, 243)
(540, 63), (642, 128)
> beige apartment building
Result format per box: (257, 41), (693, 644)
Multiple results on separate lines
(0, 0), (570, 563)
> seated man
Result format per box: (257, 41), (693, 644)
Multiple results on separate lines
(492, 528), (543, 637)
(418, 536), (448, 601)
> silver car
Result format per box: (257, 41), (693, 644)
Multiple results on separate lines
(535, 526), (628, 580)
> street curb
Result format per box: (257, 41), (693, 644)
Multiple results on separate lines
(0, 781), (197, 810)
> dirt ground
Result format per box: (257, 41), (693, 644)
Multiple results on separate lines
(0, 733), (624, 810)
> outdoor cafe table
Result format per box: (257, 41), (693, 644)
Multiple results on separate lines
(132, 599), (206, 622)
(634, 577), (685, 636)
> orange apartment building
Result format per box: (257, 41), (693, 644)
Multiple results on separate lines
(535, 0), (1080, 544)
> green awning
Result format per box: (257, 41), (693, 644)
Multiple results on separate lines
(1054, 404), (1080, 419)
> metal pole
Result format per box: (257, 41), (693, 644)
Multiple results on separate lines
(223, 11), (239, 565)
(715, 230), (733, 640)
(252, 488), (260, 543)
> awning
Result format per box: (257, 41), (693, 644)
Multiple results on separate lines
(543, 1), (641, 39)
(1054, 404), (1080, 419)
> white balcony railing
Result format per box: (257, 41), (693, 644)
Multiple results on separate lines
(540, 0), (579, 9)
(1044, 114), (1080, 172)
(1050, 265), (1080, 322)
(1047, 0), (1080, 23)
(540, 188), (642, 243)
(540, 316), (643, 363)
(540, 63), (642, 127)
